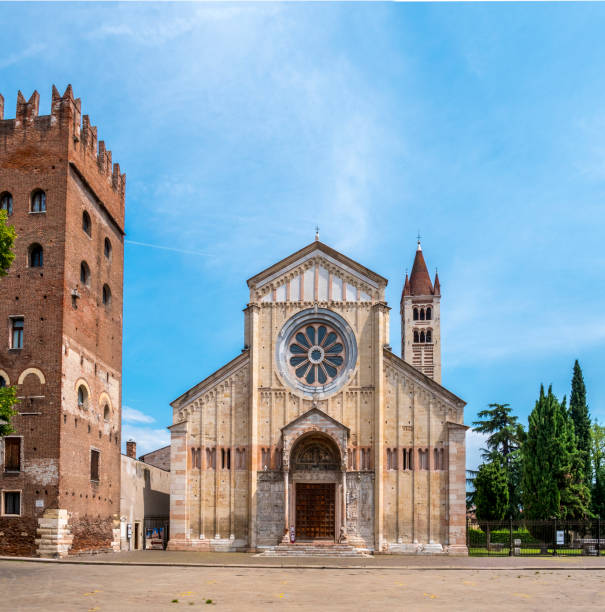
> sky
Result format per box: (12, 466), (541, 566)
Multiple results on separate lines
(2, 2), (605, 469)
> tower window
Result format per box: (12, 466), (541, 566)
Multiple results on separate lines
(82, 211), (91, 237)
(77, 385), (89, 410)
(103, 404), (110, 422)
(0, 192), (13, 216)
(10, 317), (24, 349)
(28, 243), (43, 267)
(420, 330), (425, 343)
(413, 330), (419, 343)
(420, 308), (425, 321)
(102, 284), (111, 307)
(413, 308), (418, 321)
(31, 190), (46, 213)
(104, 238), (112, 260)
(426, 329), (432, 343)
(80, 261), (91, 286)
(426, 307), (432, 320)
(90, 449), (100, 481)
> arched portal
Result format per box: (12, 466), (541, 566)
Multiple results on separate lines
(290, 433), (342, 541)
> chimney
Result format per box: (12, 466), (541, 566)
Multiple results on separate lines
(126, 439), (136, 459)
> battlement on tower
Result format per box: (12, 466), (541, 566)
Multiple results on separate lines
(0, 85), (126, 226)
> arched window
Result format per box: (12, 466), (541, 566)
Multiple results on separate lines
(420, 330), (425, 343)
(104, 237), (112, 260)
(102, 284), (111, 307)
(420, 308), (425, 321)
(413, 330), (419, 343)
(28, 243), (43, 267)
(82, 211), (91, 236)
(426, 307), (432, 320)
(0, 375), (6, 388)
(413, 308), (418, 321)
(80, 261), (90, 286)
(426, 329), (432, 343)
(77, 385), (89, 410)
(0, 192), (13, 216)
(103, 404), (110, 421)
(31, 190), (46, 212)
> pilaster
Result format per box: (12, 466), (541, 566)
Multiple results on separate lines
(167, 419), (189, 549)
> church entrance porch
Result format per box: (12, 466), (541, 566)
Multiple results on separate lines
(295, 483), (335, 540)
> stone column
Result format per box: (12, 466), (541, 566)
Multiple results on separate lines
(340, 469), (347, 542)
(447, 421), (469, 555)
(281, 469), (290, 543)
(167, 419), (189, 550)
(35, 508), (73, 558)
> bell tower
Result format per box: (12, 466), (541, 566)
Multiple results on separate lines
(400, 240), (441, 383)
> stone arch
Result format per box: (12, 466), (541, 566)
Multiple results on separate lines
(18, 367), (46, 385)
(290, 432), (341, 472)
(99, 392), (112, 420)
(0, 369), (10, 387)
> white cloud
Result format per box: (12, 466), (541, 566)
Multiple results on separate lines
(466, 429), (488, 473)
(122, 424), (170, 457)
(122, 406), (155, 424)
(0, 43), (45, 70)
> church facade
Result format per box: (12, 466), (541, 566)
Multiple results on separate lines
(168, 239), (468, 554)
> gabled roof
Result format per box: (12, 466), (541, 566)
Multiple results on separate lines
(384, 348), (466, 408)
(170, 350), (249, 409)
(406, 241), (434, 296)
(247, 240), (388, 290)
(281, 406), (350, 436)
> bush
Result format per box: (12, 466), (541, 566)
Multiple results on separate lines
(468, 527), (539, 547)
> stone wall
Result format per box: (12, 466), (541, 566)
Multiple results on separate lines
(256, 471), (284, 547)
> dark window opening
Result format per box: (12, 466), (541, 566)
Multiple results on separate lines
(0, 192), (13, 216)
(413, 308), (418, 321)
(29, 243), (43, 267)
(104, 237), (112, 259)
(11, 318), (24, 349)
(3, 491), (20, 515)
(90, 449), (100, 481)
(413, 330), (419, 343)
(102, 284), (111, 307)
(0, 375), (6, 388)
(80, 261), (90, 286)
(103, 405), (110, 421)
(426, 307), (432, 320)
(31, 190), (46, 212)
(420, 331), (425, 343)
(77, 385), (89, 409)
(420, 308), (425, 321)
(426, 329), (432, 343)
(82, 211), (91, 236)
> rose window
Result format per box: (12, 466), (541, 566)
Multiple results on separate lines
(288, 323), (345, 386)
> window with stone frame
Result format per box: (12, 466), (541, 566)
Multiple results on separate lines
(360, 447), (371, 470)
(205, 447), (216, 469)
(0, 192), (13, 216)
(10, 317), (24, 349)
(90, 449), (100, 481)
(235, 448), (247, 470)
(418, 448), (429, 470)
(221, 448), (231, 470)
(4, 437), (21, 472)
(2, 491), (21, 516)
(261, 447), (271, 470)
(82, 210), (92, 236)
(433, 447), (445, 470)
(28, 243), (43, 267)
(31, 189), (46, 212)
(191, 447), (201, 469)
(386, 448), (398, 470)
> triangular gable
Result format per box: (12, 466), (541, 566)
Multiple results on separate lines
(384, 349), (466, 409)
(281, 406), (350, 436)
(170, 351), (249, 410)
(248, 241), (387, 304)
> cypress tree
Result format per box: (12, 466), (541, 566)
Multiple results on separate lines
(569, 360), (592, 487)
(474, 460), (509, 522)
(522, 385), (590, 519)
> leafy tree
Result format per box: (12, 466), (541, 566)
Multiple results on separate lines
(474, 460), (509, 522)
(522, 385), (590, 519)
(472, 403), (524, 517)
(0, 385), (18, 437)
(0, 209), (16, 277)
(569, 360), (592, 488)
(591, 421), (605, 517)
(0, 208), (17, 436)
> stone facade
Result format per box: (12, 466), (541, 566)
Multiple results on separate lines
(0, 86), (124, 556)
(139, 445), (171, 471)
(168, 240), (468, 554)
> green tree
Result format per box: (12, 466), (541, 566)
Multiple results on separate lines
(522, 385), (590, 519)
(591, 421), (605, 517)
(0, 209), (16, 277)
(474, 460), (509, 522)
(472, 403), (524, 517)
(0, 208), (18, 436)
(569, 360), (592, 488)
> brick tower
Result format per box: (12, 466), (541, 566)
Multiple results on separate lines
(0, 86), (125, 556)
(400, 240), (441, 383)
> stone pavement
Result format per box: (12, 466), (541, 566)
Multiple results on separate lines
(1, 558), (604, 611)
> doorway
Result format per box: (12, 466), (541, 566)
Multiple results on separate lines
(134, 522), (141, 550)
(295, 482), (335, 540)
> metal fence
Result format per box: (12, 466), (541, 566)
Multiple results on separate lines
(467, 518), (604, 556)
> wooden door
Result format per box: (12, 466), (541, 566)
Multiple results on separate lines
(295, 483), (335, 540)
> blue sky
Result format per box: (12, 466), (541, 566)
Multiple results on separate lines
(2, 2), (605, 468)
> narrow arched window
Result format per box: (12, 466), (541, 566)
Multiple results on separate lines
(102, 284), (111, 307)
(426, 329), (432, 343)
(29, 243), (43, 267)
(80, 261), (91, 286)
(426, 307), (432, 320)
(82, 211), (91, 236)
(414, 330), (419, 343)
(104, 237), (112, 260)
(420, 308), (425, 321)
(420, 330), (425, 343)
(77, 385), (89, 409)
(0, 192), (13, 216)
(31, 190), (46, 212)
(413, 308), (418, 321)
(103, 404), (110, 421)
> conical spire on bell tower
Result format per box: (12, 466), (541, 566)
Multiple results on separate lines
(400, 238), (442, 383)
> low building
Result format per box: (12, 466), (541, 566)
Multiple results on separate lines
(120, 441), (170, 550)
